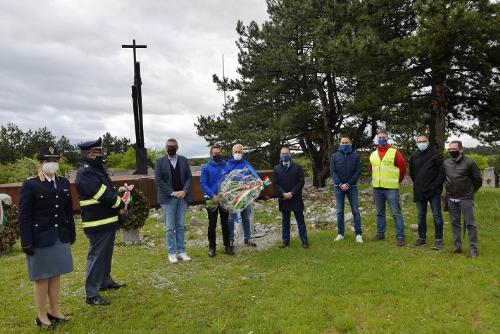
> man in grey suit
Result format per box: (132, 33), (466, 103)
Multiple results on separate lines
(154, 138), (193, 263)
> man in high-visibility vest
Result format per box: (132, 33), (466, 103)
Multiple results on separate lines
(369, 131), (407, 246)
(76, 138), (127, 306)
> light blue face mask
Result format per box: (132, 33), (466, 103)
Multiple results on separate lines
(417, 142), (429, 151)
(378, 138), (388, 146)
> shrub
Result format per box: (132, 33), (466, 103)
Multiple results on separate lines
(0, 198), (19, 253)
(467, 153), (489, 171)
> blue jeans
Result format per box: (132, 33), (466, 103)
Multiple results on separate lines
(334, 185), (362, 235)
(161, 198), (188, 254)
(373, 188), (405, 239)
(415, 193), (443, 240)
(228, 206), (252, 241)
(282, 210), (308, 244)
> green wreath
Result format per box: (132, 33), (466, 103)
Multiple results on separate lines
(0, 198), (19, 253)
(117, 187), (150, 231)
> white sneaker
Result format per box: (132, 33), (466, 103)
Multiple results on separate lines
(177, 252), (191, 261)
(168, 254), (178, 263)
(334, 234), (344, 242)
(356, 235), (364, 243)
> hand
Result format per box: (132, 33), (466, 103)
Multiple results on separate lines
(283, 192), (293, 200)
(177, 191), (186, 199)
(22, 244), (34, 255)
(212, 195), (220, 203)
(340, 184), (350, 192)
(119, 206), (128, 215)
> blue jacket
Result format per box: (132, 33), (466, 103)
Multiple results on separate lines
(19, 173), (76, 248)
(218, 157), (259, 189)
(154, 155), (193, 204)
(330, 150), (361, 186)
(200, 159), (226, 198)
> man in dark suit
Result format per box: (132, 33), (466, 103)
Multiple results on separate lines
(272, 145), (309, 248)
(154, 138), (193, 263)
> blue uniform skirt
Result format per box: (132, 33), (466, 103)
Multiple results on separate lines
(26, 239), (73, 281)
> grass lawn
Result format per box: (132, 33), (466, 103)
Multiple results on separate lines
(0, 187), (499, 333)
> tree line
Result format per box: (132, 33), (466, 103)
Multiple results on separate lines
(0, 123), (131, 167)
(195, 0), (499, 186)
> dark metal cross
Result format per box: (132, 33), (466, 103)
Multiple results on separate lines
(122, 39), (147, 67)
(122, 39), (149, 174)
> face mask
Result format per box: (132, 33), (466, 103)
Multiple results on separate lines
(212, 155), (222, 163)
(449, 150), (460, 158)
(281, 154), (291, 162)
(417, 142), (429, 151)
(233, 153), (243, 161)
(42, 162), (59, 175)
(378, 139), (388, 146)
(339, 144), (352, 153)
(94, 156), (105, 164)
(167, 147), (177, 156)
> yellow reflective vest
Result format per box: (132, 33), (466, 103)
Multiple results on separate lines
(370, 148), (400, 189)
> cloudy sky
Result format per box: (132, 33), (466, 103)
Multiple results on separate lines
(0, 0), (269, 157)
(0, 1), (480, 158)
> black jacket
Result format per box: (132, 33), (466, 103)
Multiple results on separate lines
(18, 173), (76, 248)
(444, 155), (482, 200)
(409, 147), (445, 201)
(76, 161), (125, 234)
(272, 162), (305, 212)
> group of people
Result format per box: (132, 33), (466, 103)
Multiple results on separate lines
(17, 131), (483, 330)
(330, 130), (482, 256)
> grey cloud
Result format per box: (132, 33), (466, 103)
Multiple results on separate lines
(0, 0), (269, 157)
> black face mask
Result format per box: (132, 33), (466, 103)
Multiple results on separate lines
(212, 155), (222, 163)
(449, 150), (460, 158)
(86, 156), (105, 169)
(167, 148), (178, 156)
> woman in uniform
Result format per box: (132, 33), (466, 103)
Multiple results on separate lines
(18, 147), (76, 330)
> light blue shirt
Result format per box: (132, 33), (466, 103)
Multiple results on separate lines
(168, 155), (178, 169)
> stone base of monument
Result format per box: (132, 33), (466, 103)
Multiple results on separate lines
(122, 229), (140, 245)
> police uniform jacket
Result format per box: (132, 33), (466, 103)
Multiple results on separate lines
(76, 160), (125, 234)
(18, 173), (76, 248)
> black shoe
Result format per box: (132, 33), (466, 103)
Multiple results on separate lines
(431, 239), (443, 250)
(244, 240), (257, 247)
(35, 317), (54, 330)
(225, 246), (235, 255)
(373, 234), (385, 241)
(99, 282), (126, 291)
(470, 248), (478, 257)
(279, 243), (289, 248)
(86, 295), (110, 306)
(208, 248), (216, 257)
(396, 238), (406, 247)
(413, 238), (426, 247)
(47, 313), (70, 323)
(452, 245), (463, 253)
(302, 242), (309, 249)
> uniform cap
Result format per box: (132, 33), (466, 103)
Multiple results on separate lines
(37, 146), (60, 161)
(78, 138), (102, 150)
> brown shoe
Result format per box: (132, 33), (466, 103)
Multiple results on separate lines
(396, 238), (405, 247)
(452, 245), (463, 253)
(372, 234), (385, 241)
(470, 249), (478, 257)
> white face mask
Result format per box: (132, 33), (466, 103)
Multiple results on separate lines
(42, 162), (59, 175)
(233, 153), (243, 161)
